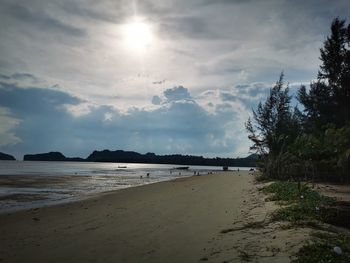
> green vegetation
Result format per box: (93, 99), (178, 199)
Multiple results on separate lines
(263, 181), (335, 222)
(263, 181), (309, 202)
(262, 182), (349, 262)
(293, 232), (350, 263)
(246, 18), (350, 182)
(247, 18), (350, 263)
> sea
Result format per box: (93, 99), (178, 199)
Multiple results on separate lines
(0, 160), (251, 213)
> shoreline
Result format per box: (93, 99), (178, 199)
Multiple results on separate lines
(0, 173), (210, 215)
(0, 171), (218, 214)
(0, 164), (252, 214)
(0, 171), (311, 262)
(1, 171), (253, 262)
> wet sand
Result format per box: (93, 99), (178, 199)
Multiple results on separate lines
(0, 171), (309, 262)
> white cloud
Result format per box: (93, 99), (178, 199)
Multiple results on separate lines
(0, 0), (349, 157)
(0, 83), (253, 157)
(1, 0), (346, 109)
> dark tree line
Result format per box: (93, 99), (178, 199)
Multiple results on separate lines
(86, 150), (257, 167)
(246, 18), (350, 182)
(23, 150), (258, 167)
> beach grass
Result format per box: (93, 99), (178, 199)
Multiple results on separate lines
(262, 181), (350, 262)
(263, 181), (335, 222)
(293, 232), (350, 263)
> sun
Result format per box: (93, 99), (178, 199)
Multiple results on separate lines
(122, 20), (154, 53)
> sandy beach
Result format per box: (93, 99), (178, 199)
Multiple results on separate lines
(0, 171), (309, 263)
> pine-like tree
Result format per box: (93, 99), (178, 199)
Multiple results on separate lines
(298, 18), (350, 128)
(246, 73), (298, 156)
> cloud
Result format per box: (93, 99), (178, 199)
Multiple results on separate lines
(160, 15), (218, 40)
(1, 0), (348, 158)
(164, 86), (192, 102)
(57, 1), (121, 23)
(0, 107), (21, 146)
(0, 82), (81, 116)
(0, 74), (11, 80)
(221, 92), (236, 102)
(219, 82), (270, 108)
(151, 95), (161, 105)
(3, 2), (86, 37)
(11, 73), (38, 82)
(0, 81), (83, 157)
(0, 0), (348, 105)
(0, 82), (250, 159)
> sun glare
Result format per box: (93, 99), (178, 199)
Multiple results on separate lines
(122, 20), (154, 53)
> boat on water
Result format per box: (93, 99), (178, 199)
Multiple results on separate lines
(118, 166), (127, 168)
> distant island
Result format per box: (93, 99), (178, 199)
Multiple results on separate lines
(24, 152), (84, 162)
(23, 150), (257, 167)
(0, 152), (16, 160)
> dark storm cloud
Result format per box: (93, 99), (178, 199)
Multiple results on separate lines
(0, 81), (82, 158)
(0, 82), (81, 115)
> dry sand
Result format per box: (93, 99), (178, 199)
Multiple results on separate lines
(315, 182), (350, 202)
(0, 172), (310, 263)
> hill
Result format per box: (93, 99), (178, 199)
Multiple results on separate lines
(0, 152), (16, 160)
(23, 152), (85, 162)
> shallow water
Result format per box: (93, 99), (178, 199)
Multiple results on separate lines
(0, 160), (251, 212)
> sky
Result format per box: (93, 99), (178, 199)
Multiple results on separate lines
(0, 0), (349, 160)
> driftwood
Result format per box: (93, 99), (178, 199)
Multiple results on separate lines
(320, 201), (350, 228)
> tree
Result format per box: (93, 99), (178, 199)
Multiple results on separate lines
(246, 73), (298, 156)
(298, 18), (350, 128)
(297, 82), (334, 131)
(246, 18), (350, 182)
(246, 73), (303, 178)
